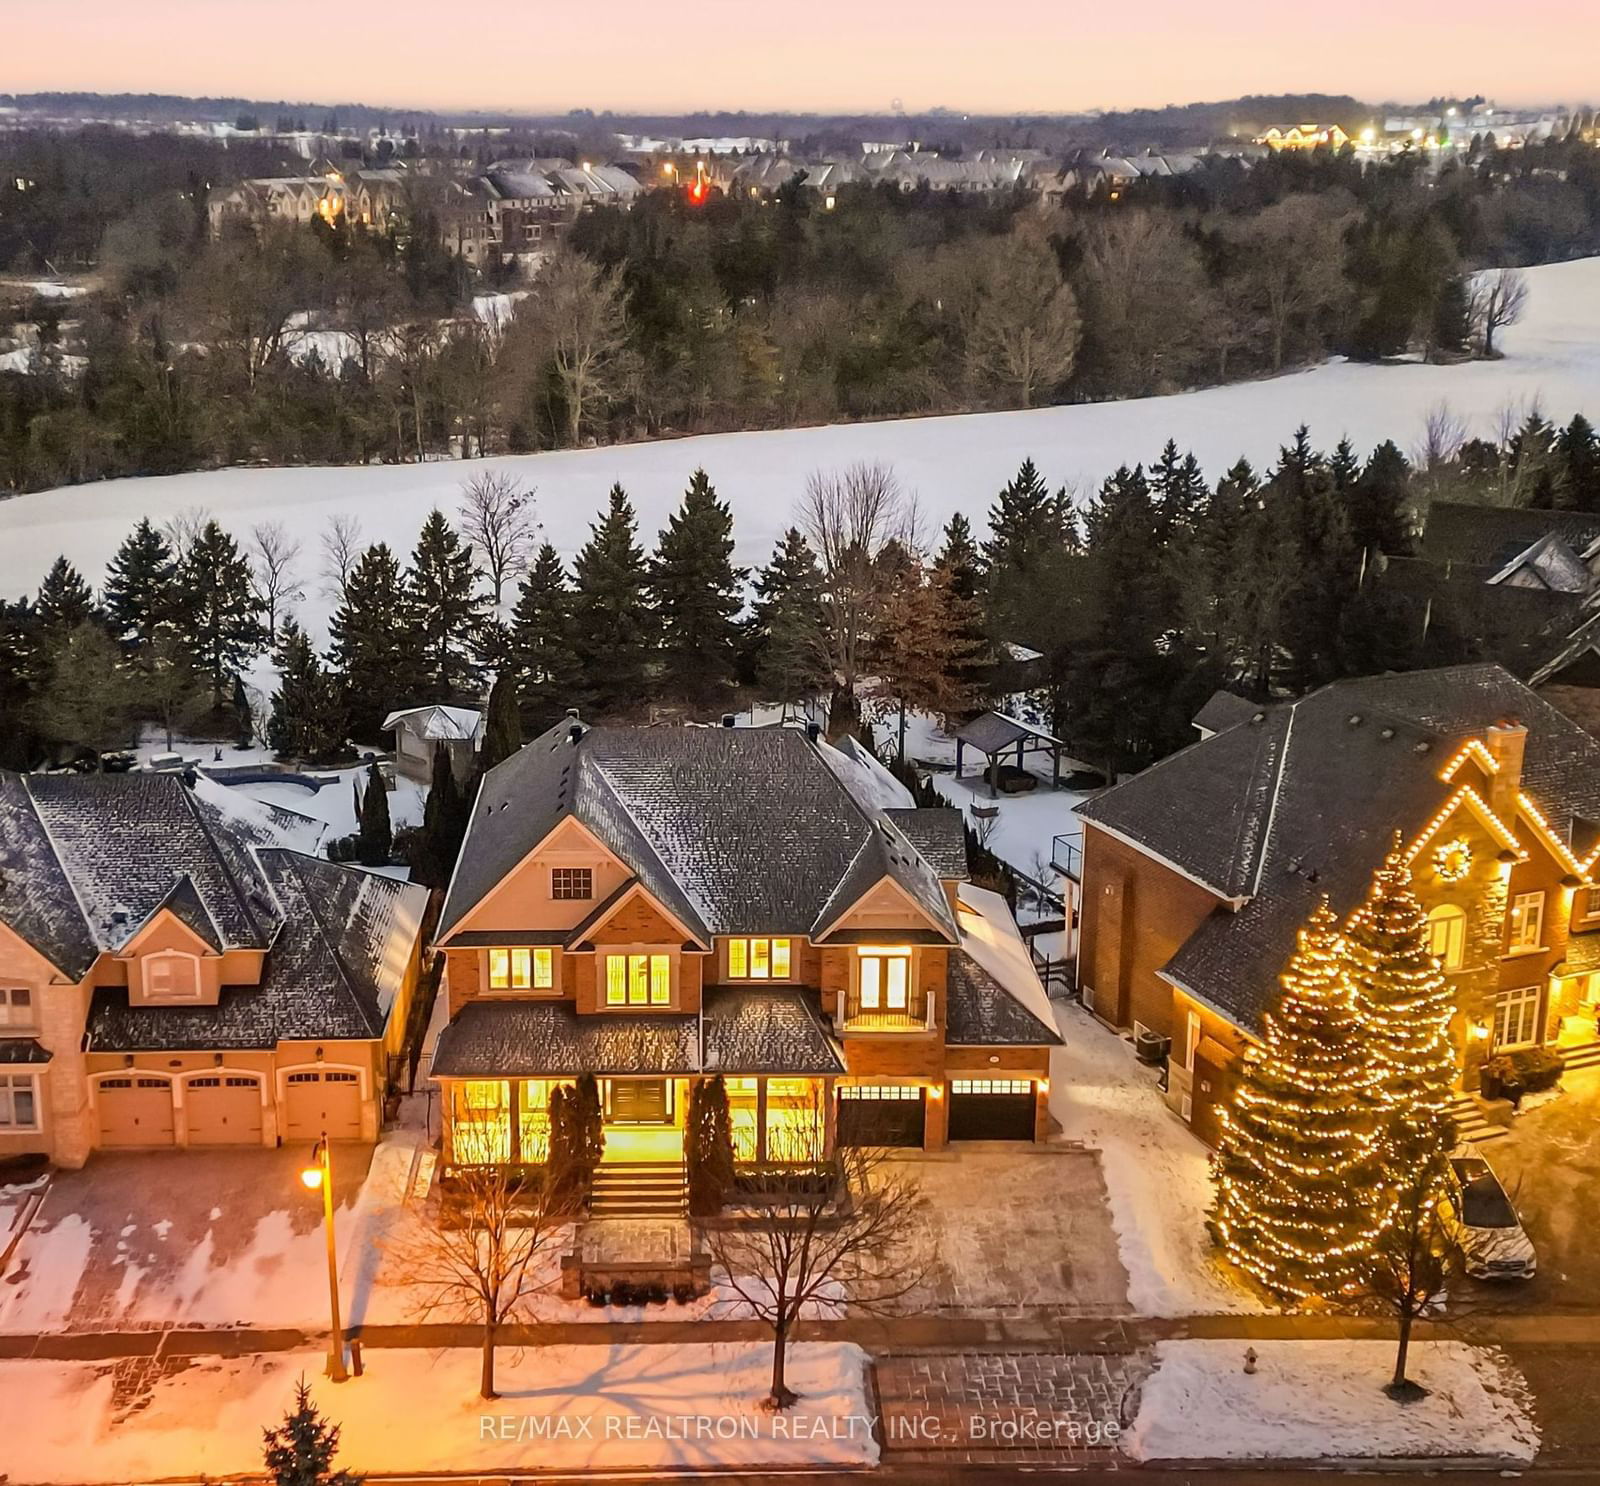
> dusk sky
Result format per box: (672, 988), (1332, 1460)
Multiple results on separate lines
(7, 0), (1598, 114)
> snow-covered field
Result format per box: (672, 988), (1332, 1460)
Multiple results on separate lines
(1124, 1339), (1539, 1464)
(0, 1341), (876, 1482)
(1049, 1002), (1265, 1317)
(3, 258), (1598, 637)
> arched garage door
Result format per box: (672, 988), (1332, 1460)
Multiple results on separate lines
(949, 1077), (1036, 1140)
(186, 1074), (264, 1145)
(283, 1069), (363, 1142)
(97, 1076), (176, 1149)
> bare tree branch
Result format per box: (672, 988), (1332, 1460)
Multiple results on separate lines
(250, 521), (304, 637)
(459, 469), (538, 606)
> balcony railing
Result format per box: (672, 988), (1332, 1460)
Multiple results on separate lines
(1051, 834), (1083, 883)
(841, 996), (935, 1034)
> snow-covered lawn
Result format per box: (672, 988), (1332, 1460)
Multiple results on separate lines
(0, 1341), (876, 1482)
(1124, 1339), (1539, 1464)
(2, 257), (1597, 640)
(1049, 1001), (1265, 1317)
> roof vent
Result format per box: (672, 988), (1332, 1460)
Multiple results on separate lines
(110, 905), (130, 926)
(568, 724), (583, 744)
(721, 713), (736, 728)
(565, 706), (580, 719)
(805, 721), (822, 743)
(1414, 741), (1431, 754)
(1347, 714), (1363, 726)
(1380, 727), (1395, 740)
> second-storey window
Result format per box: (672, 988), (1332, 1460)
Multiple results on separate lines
(551, 867), (593, 901)
(1508, 891), (1545, 953)
(145, 951), (200, 1001)
(727, 937), (792, 979)
(0, 988), (33, 1029)
(857, 948), (911, 1011)
(1427, 905), (1466, 971)
(488, 947), (554, 990)
(605, 953), (670, 1006)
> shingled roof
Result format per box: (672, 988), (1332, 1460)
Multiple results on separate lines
(883, 808), (969, 880)
(1422, 502), (1600, 578)
(439, 723), (958, 945)
(1080, 663), (1600, 1033)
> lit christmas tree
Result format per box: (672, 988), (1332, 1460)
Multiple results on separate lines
(1342, 838), (1459, 1175)
(1211, 899), (1389, 1301)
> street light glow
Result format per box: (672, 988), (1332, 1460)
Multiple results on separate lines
(301, 1164), (324, 1189)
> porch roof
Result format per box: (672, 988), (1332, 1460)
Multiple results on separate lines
(0, 1037), (51, 1065)
(701, 987), (846, 1075)
(430, 1001), (700, 1078)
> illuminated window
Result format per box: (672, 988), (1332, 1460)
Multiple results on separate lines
(605, 953), (670, 1006)
(453, 1080), (512, 1163)
(1493, 986), (1541, 1048)
(487, 947), (553, 990)
(857, 947), (911, 1010)
(551, 867), (593, 901)
(1508, 891), (1545, 953)
(726, 937), (792, 980)
(1427, 905), (1466, 971)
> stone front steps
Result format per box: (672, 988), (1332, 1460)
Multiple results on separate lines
(589, 1161), (688, 1218)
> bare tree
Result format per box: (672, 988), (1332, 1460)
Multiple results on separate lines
(961, 221), (1081, 408)
(1414, 402), (1469, 473)
(1233, 194), (1359, 373)
(525, 253), (631, 446)
(698, 1093), (927, 1409)
(387, 1121), (565, 1400)
(250, 521), (304, 637)
(797, 462), (916, 737)
(163, 506), (213, 562)
(1470, 267), (1529, 358)
(320, 514), (364, 602)
(459, 470), (538, 606)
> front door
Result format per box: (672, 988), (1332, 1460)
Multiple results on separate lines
(607, 1078), (670, 1124)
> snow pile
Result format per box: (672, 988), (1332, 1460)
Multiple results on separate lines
(1125, 1339), (1539, 1464)
(1050, 1002), (1264, 1316)
(0, 1342), (876, 1481)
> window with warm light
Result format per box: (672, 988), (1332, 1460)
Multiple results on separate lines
(1426, 904), (1466, 971)
(1493, 985), (1541, 1048)
(487, 947), (554, 991)
(1508, 891), (1545, 953)
(605, 953), (671, 1006)
(726, 937), (792, 980)
(857, 947), (912, 1011)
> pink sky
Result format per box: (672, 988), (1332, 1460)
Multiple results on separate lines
(6, 0), (1596, 115)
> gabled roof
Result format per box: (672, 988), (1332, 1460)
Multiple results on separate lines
(1192, 689), (1267, 736)
(955, 710), (1066, 757)
(141, 874), (225, 952)
(883, 808), (969, 880)
(1421, 503), (1600, 577)
(439, 723), (957, 944)
(383, 704), (483, 742)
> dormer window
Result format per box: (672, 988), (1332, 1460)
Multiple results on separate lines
(144, 951), (201, 1002)
(551, 867), (593, 901)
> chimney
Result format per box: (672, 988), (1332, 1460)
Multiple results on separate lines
(568, 723), (583, 745)
(721, 713), (737, 729)
(565, 706), (580, 719)
(805, 720), (822, 744)
(1484, 721), (1527, 819)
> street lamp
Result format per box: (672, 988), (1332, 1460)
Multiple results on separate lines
(300, 1134), (348, 1382)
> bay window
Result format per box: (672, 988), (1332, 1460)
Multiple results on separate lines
(726, 937), (792, 980)
(488, 946), (554, 991)
(605, 952), (671, 1007)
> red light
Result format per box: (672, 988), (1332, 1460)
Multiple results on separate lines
(687, 180), (707, 205)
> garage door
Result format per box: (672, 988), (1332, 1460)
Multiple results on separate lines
(283, 1070), (363, 1142)
(837, 1085), (925, 1147)
(97, 1076), (176, 1149)
(949, 1078), (1036, 1141)
(186, 1075), (264, 1145)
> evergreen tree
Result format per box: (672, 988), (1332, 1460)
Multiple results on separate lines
(480, 669), (522, 771)
(1342, 841), (1459, 1183)
(571, 484), (652, 714)
(936, 512), (993, 702)
(745, 528), (829, 709)
(1149, 439), (1208, 539)
(1270, 429), (1358, 691)
(268, 621), (346, 762)
(329, 543), (414, 743)
(406, 509), (486, 702)
(104, 518), (179, 651)
(410, 742), (471, 889)
(982, 458), (1075, 641)
(33, 623), (139, 762)
(357, 761), (392, 867)
(1428, 274), (1472, 360)
(1211, 899), (1388, 1302)
(261, 1378), (359, 1486)
(936, 513), (984, 601)
(649, 469), (744, 707)
(173, 520), (265, 709)
(508, 543), (583, 734)
(686, 1075), (735, 1216)
(1349, 440), (1415, 557)
(35, 556), (97, 634)
(1553, 414), (1600, 512)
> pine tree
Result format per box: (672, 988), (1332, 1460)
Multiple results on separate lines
(261, 1378), (358, 1486)
(104, 518), (179, 651)
(571, 484), (652, 715)
(1343, 841), (1459, 1181)
(34, 623), (139, 762)
(1149, 439), (1208, 539)
(1553, 414), (1600, 512)
(173, 520), (266, 709)
(35, 556), (97, 634)
(982, 458), (1074, 641)
(329, 543), (414, 743)
(0, 599), (46, 768)
(1210, 899), (1388, 1301)
(1350, 440), (1414, 558)
(650, 468), (744, 707)
(411, 742), (471, 889)
(357, 761), (392, 867)
(1428, 274), (1472, 361)
(480, 669), (522, 771)
(746, 527), (829, 709)
(936, 513), (984, 601)
(406, 509), (485, 702)
(508, 543), (584, 734)
(269, 621), (346, 762)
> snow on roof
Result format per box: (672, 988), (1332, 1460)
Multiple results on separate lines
(382, 704), (484, 741)
(955, 881), (1058, 1035)
(817, 734), (915, 813)
(190, 773), (328, 856)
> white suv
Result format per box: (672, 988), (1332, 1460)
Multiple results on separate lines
(1445, 1155), (1537, 1281)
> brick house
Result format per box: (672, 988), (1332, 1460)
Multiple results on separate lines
(429, 720), (1060, 1185)
(1074, 664), (1600, 1145)
(0, 773), (428, 1167)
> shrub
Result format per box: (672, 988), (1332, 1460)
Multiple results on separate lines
(686, 1076), (735, 1215)
(1481, 1045), (1563, 1101)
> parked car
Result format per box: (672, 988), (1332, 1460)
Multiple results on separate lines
(1445, 1155), (1537, 1280)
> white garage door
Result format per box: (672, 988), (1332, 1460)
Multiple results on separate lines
(283, 1070), (363, 1142)
(97, 1077), (176, 1149)
(186, 1075), (264, 1145)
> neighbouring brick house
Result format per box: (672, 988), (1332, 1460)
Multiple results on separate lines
(428, 720), (1060, 1188)
(1075, 663), (1600, 1145)
(0, 773), (428, 1167)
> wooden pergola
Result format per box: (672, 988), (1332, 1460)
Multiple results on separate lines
(953, 711), (1071, 798)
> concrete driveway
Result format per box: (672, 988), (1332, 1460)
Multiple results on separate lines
(896, 1144), (1131, 1316)
(1461, 1065), (1600, 1313)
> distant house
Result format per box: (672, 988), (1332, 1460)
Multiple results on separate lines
(0, 774), (428, 1166)
(1257, 123), (1351, 152)
(384, 705), (483, 785)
